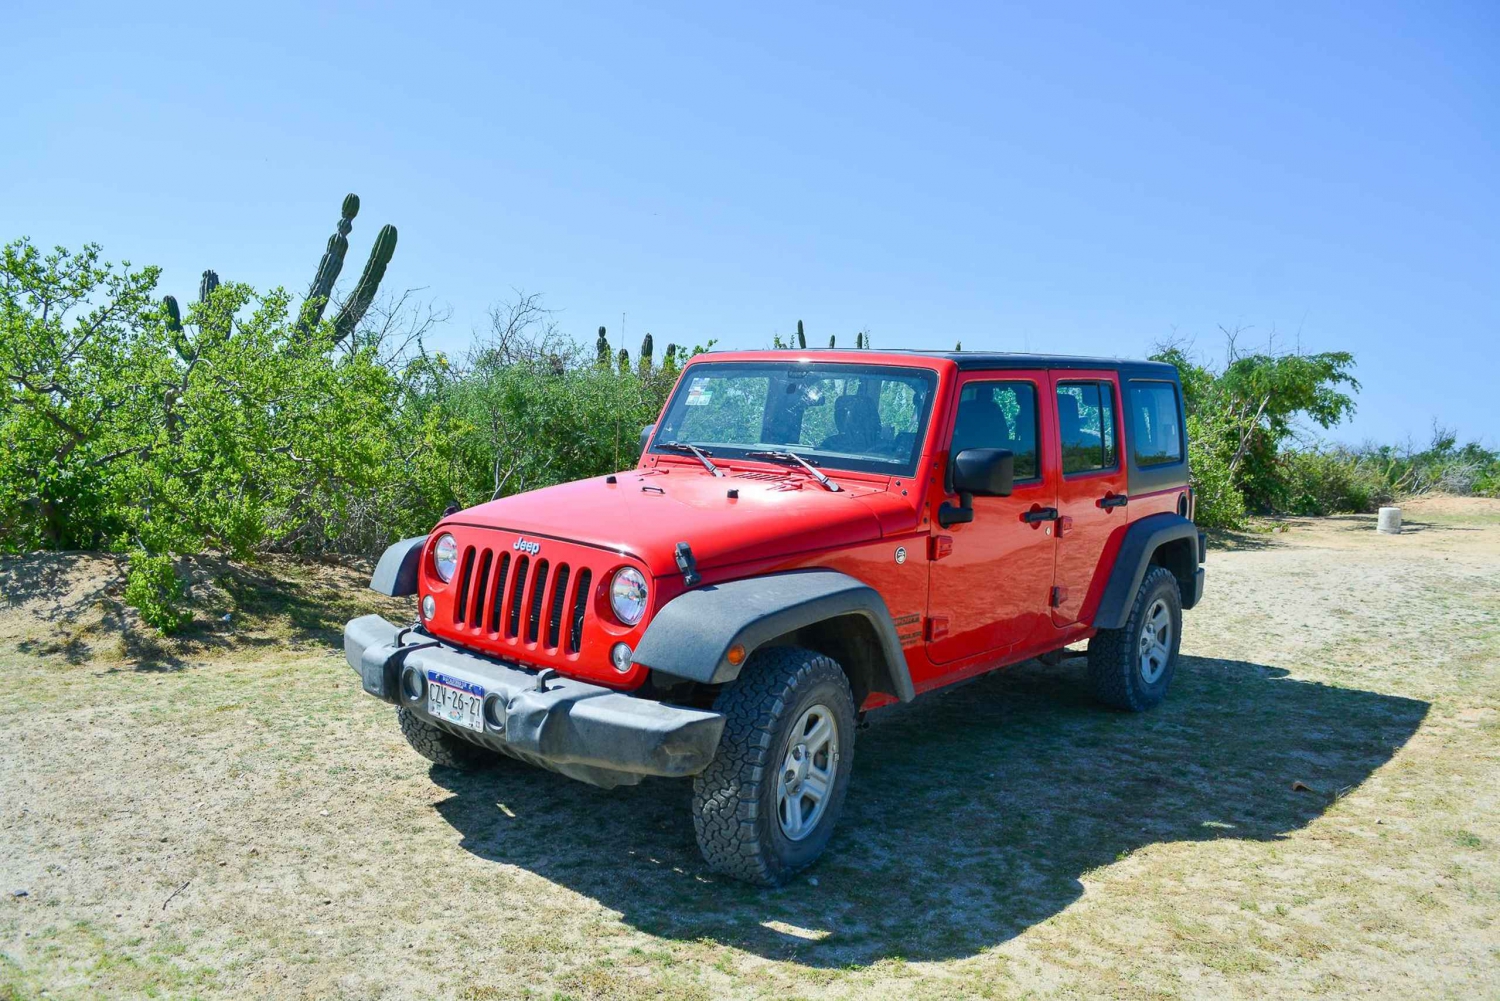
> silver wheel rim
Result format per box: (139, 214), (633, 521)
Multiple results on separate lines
(776, 704), (840, 842)
(1138, 598), (1172, 684)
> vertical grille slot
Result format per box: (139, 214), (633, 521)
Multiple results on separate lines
(546, 564), (571, 649)
(470, 550), (493, 627)
(506, 556), (530, 637)
(568, 569), (591, 653)
(488, 553), (511, 633)
(526, 560), (550, 643)
(453, 547), (476, 624)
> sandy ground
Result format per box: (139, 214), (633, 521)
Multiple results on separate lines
(1, 496), (1498, 1000)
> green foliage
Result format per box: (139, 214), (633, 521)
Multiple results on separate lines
(123, 550), (190, 633)
(1153, 336), (1361, 516)
(1184, 411), (1245, 528)
(1279, 447), (1385, 516)
(1, 237), (395, 557)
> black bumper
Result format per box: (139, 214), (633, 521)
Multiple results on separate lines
(344, 615), (726, 788)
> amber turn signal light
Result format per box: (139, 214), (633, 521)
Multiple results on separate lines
(726, 644), (746, 666)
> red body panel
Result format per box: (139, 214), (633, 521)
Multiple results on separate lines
(414, 350), (1189, 710)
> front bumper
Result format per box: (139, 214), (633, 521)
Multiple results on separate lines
(344, 614), (725, 788)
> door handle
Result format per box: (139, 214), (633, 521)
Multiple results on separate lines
(1022, 507), (1059, 524)
(1099, 494), (1128, 509)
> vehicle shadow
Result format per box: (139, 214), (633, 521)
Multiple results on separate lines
(430, 654), (1427, 966)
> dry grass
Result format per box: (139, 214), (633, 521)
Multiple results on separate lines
(2, 497), (1498, 999)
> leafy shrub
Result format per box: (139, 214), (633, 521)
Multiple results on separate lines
(123, 551), (191, 634)
(1185, 412), (1245, 529)
(1279, 447), (1387, 515)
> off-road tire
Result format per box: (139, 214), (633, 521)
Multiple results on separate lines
(1087, 565), (1183, 711)
(692, 647), (857, 886)
(396, 707), (492, 770)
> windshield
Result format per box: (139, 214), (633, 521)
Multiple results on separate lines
(651, 362), (938, 476)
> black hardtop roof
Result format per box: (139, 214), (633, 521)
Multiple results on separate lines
(733, 347), (1179, 377)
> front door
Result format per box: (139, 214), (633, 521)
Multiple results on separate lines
(1049, 371), (1128, 625)
(926, 371), (1058, 666)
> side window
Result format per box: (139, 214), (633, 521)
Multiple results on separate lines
(1057, 382), (1118, 474)
(951, 380), (1039, 480)
(1127, 381), (1183, 466)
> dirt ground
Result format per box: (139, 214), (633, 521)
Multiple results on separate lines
(2, 496), (1498, 1000)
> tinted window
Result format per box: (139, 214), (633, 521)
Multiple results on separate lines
(952, 381), (1039, 480)
(1057, 382), (1117, 474)
(1128, 382), (1183, 466)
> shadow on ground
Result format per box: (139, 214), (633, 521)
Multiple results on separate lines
(430, 655), (1427, 966)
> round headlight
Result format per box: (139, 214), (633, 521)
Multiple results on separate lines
(433, 533), (459, 582)
(609, 567), (649, 625)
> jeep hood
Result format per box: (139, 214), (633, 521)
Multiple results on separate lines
(446, 468), (905, 577)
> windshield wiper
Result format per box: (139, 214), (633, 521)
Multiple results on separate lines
(745, 450), (842, 492)
(658, 441), (723, 477)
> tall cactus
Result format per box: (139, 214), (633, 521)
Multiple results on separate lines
(163, 296), (183, 335)
(299, 194), (359, 336)
(955, 340), (963, 351)
(639, 333), (653, 374)
(796, 320), (806, 349)
(617, 347), (630, 375)
(856, 331), (865, 349)
(663, 343), (679, 372)
(596, 326), (610, 367)
(333, 223), (397, 344)
(829, 334), (836, 348)
(198, 270), (219, 303)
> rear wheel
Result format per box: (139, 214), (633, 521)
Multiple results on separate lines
(396, 707), (492, 770)
(691, 647), (857, 886)
(1086, 565), (1182, 711)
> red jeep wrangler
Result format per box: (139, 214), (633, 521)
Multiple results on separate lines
(345, 350), (1205, 885)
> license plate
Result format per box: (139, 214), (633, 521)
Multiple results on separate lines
(426, 671), (486, 732)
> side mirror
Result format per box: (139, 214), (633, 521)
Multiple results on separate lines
(952, 448), (1014, 497)
(639, 423), (656, 457)
(940, 448), (1014, 527)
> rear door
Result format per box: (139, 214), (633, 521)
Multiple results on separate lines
(925, 369), (1058, 665)
(1048, 370), (1128, 625)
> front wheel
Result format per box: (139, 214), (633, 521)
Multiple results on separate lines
(691, 647), (857, 886)
(1086, 565), (1183, 711)
(396, 707), (493, 770)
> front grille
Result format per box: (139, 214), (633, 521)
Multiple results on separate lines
(447, 543), (592, 655)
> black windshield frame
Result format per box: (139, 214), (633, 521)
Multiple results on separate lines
(650, 361), (939, 477)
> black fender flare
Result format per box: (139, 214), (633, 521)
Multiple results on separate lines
(1091, 512), (1204, 630)
(369, 535), (428, 596)
(631, 569), (915, 702)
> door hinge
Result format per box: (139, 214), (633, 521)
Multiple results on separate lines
(925, 616), (950, 641)
(1050, 586), (1068, 608)
(929, 535), (953, 561)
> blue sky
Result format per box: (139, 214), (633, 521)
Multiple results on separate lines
(4, 1), (1496, 445)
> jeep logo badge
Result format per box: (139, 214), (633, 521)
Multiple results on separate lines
(894, 546), (907, 565)
(514, 537), (541, 556)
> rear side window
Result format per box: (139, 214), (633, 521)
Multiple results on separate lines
(1057, 382), (1117, 474)
(952, 381), (1039, 480)
(1127, 382), (1183, 466)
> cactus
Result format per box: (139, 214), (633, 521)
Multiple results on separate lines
(663, 343), (679, 372)
(639, 333), (653, 374)
(617, 347), (630, 375)
(596, 326), (610, 367)
(333, 223), (397, 343)
(198, 270), (219, 303)
(829, 334), (836, 348)
(955, 340), (962, 351)
(163, 296), (183, 335)
(299, 194), (359, 335)
(796, 320), (806, 350)
(856, 332), (864, 349)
